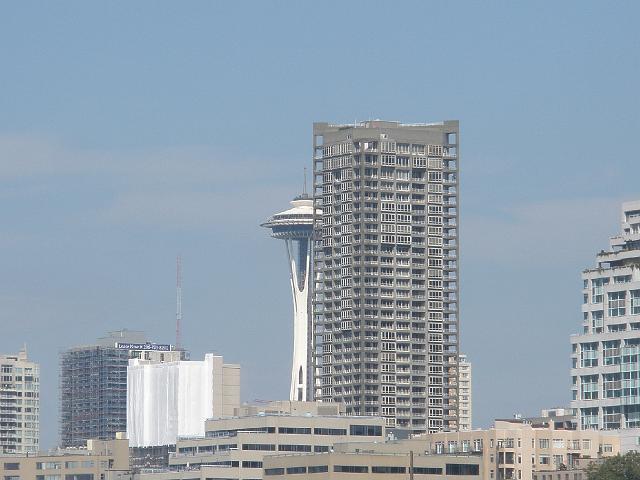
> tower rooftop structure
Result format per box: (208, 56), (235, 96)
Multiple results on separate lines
(262, 193), (318, 402)
(261, 194), (315, 238)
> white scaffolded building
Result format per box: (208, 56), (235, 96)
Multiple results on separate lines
(127, 353), (240, 447)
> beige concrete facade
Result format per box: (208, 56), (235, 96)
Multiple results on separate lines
(262, 449), (481, 479)
(411, 419), (619, 480)
(0, 437), (130, 480)
(0, 347), (39, 454)
(136, 401), (384, 480)
(215, 358), (241, 418)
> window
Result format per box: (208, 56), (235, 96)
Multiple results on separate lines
(242, 461), (263, 468)
(581, 375), (599, 400)
(265, 468), (285, 476)
(609, 291), (626, 317)
(591, 311), (604, 332)
(631, 291), (640, 315)
(372, 466), (406, 474)
(278, 427), (311, 434)
(603, 341), (621, 366)
(278, 444), (311, 452)
(413, 467), (443, 474)
(286, 466), (307, 474)
(445, 464), (480, 475)
(334, 466), (368, 473)
(581, 408), (599, 430)
(581, 343), (598, 367)
(592, 278), (609, 303)
(4, 464), (20, 470)
(349, 424), (382, 436)
(242, 444), (275, 451)
(308, 465), (329, 473)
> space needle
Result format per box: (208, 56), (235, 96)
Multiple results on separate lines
(261, 188), (316, 402)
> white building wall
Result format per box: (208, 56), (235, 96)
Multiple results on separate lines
(127, 354), (239, 447)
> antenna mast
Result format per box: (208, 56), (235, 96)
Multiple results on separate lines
(303, 167), (307, 196)
(176, 255), (182, 350)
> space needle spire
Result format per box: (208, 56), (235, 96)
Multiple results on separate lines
(261, 188), (316, 401)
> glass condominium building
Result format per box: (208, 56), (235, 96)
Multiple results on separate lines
(312, 120), (460, 434)
(571, 201), (640, 430)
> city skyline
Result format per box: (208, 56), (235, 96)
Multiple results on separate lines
(1, 1), (639, 449)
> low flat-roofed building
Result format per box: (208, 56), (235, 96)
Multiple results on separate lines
(135, 401), (385, 480)
(0, 436), (130, 480)
(262, 441), (481, 479)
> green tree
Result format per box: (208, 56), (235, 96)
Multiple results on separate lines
(587, 451), (640, 480)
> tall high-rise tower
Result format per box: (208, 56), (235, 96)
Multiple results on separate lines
(571, 200), (640, 430)
(262, 194), (315, 401)
(313, 120), (460, 434)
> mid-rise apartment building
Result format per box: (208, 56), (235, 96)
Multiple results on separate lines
(60, 330), (185, 447)
(459, 354), (472, 431)
(136, 401), (385, 480)
(312, 120), (460, 434)
(571, 201), (640, 430)
(0, 348), (39, 454)
(414, 418), (618, 480)
(0, 436), (130, 480)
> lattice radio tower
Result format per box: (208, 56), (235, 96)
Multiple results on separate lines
(176, 255), (182, 350)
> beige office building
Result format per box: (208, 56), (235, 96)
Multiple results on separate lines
(136, 401), (385, 480)
(0, 437), (130, 480)
(412, 418), (619, 480)
(262, 439), (481, 479)
(0, 347), (39, 454)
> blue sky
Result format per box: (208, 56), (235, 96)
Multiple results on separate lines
(1, 1), (639, 447)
